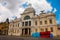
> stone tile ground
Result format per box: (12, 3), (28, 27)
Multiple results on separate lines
(0, 35), (60, 40)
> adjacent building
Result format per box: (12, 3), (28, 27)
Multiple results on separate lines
(8, 6), (58, 37)
(0, 18), (9, 35)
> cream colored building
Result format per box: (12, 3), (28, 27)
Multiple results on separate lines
(8, 6), (58, 37)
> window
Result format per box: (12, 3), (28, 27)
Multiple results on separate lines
(13, 24), (14, 27)
(18, 23), (19, 27)
(14, 30), (16, 33)
(40, 21), (42, 25)
(10, 25), (11, 27)
(15, 24), (17, 27)
(45, 28), (48, 31)
(12, 29), (15, 33)
(41, 28), (44, 31)
(49, 19), (52, 24)
(29, 21), (31, 26)
(45, 20), (47, 24)
(17, 30), (19, 33)
(35, 21), (37, 25)
(25, 21), (28, 26)
(35, 29), (37, 32)
(24, 16), (30, 20)
(22, 22), (24, 26)
(51, 27), (53, 32)
(58, 28), (60, 30)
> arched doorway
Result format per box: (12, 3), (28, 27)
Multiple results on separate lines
(22, 28), (31, 36)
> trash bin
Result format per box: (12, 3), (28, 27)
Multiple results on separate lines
(50, 34), (53, 38)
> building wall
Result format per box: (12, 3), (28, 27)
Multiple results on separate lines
(8, 8), (58, 37)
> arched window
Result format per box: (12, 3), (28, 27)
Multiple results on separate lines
(51, 27), (53, 32)
(49, 19), (52, 24)
(24, 15), (30, 20)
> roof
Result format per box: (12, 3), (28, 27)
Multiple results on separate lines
(23, 7), (35, 13)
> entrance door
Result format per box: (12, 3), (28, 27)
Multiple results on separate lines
(29, 28), (31, 35)
(25, 28), (28, 35)
(22, 28), (31, 36)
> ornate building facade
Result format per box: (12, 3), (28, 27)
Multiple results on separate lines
(8, 7), (58, 37)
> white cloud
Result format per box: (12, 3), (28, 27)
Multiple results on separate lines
(13, 7), (25, 18)
(0, 0), (53, 22)
(0, 4), (14, 22)
(53, 8), (57, 13)
(56, 20), (60, 24)
(19, 0), (52, 14)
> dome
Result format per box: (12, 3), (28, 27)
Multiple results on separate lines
(23, 7), (35, 13)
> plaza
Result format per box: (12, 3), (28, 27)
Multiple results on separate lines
(0, 35), (60, 40)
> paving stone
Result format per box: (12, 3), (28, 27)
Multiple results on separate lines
(0, 35), (60, 40)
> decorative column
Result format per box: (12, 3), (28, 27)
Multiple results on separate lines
(24, 29), (25, 36)
(44, 28), (45, 32)
(28, 21), (29, 26)
(28, 28), (29, 35)
(22, 29), (23, 35)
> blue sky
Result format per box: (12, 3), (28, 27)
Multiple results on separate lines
(20, 0), (60, 24)
(0, 0), (60, 24)
(47, 0), (60, 24)
(22, 0), (60, 24)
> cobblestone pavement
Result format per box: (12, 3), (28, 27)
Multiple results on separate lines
(0, 35), (60, 40)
